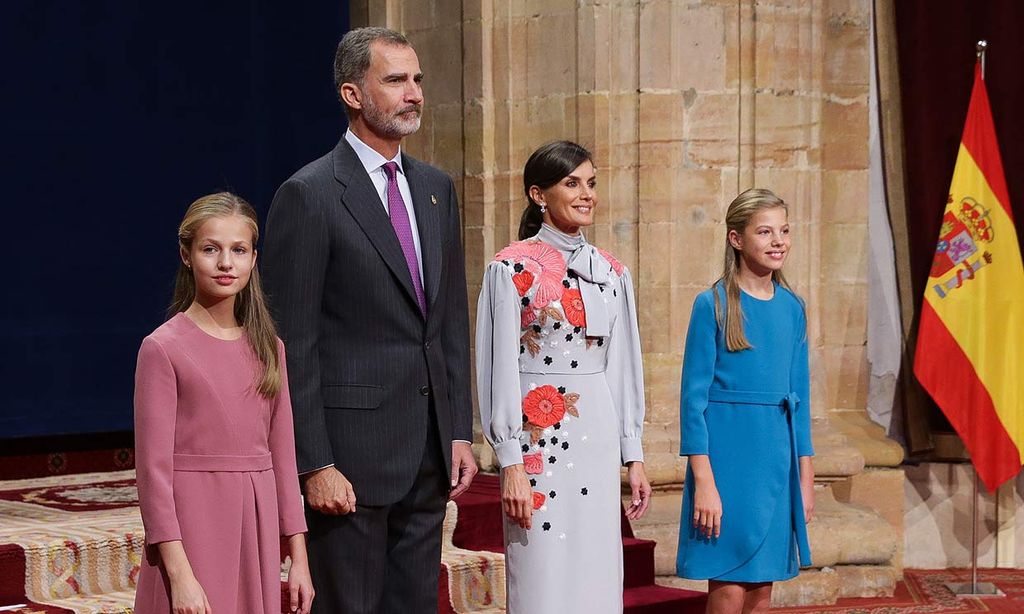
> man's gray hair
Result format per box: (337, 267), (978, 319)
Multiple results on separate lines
(333, 27), (410, 104)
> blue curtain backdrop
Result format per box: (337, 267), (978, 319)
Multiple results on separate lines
(1, 1), (349, 438)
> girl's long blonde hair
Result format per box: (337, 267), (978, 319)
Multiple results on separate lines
(170, 192), (281, 397)
(714, 188), (795, 352)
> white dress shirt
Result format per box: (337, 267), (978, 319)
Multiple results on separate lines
(345, 129), (424, 284)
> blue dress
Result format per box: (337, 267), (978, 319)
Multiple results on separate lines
(676, 283), (814, 582)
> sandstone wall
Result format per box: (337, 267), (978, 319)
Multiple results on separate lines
(355, 0), (873, 482)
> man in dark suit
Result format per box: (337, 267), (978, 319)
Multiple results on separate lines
(262, 27), (477, 614)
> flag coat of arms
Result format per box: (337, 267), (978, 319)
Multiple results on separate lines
(913, 61), (1024, 492)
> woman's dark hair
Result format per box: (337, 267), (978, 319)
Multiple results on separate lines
(519, 140), (593, 240)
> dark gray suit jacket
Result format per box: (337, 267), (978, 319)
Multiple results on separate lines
(262, 137), (473, 506)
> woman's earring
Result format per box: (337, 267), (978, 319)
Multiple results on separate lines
(540, 203), (547, 214)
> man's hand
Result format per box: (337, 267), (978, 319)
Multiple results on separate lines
(449, 441), (478, 500)
(302, 466), (357, 515)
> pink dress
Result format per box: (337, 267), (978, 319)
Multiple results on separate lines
(132, 313), (306, 613)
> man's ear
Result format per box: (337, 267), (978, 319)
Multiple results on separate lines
(340, 83), (362, 112)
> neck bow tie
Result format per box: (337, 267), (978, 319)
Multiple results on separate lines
(566, 244), (614, 337)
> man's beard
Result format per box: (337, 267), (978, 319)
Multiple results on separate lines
(363, 95), (422, 139)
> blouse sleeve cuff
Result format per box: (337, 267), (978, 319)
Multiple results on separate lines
(679, 443), (709, 456)
(620, 437), (644, 465)
(280, 517), (308, 537)
(143, 526), (182, 547)
(494, 439), (525, 468)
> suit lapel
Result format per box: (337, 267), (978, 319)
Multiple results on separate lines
(332, 139), (420, 311)
(403, 154), (443, 313)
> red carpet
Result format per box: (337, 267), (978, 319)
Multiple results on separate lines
(449, 474), (707, 613)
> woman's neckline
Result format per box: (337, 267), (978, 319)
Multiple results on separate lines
(177, 312), (246, 342)
(738, 281), (778, 302)
(537, 223), (586, 251)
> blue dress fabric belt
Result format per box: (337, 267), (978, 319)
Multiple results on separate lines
(705, 388), (812, 567)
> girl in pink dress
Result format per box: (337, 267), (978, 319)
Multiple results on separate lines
(133, 192), (313, 614)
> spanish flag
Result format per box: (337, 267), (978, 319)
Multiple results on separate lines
(914, 61), (1024, 493)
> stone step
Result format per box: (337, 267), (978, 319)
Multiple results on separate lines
(658, 562), (901, 608)
(808, 486), (898, 567)
(631, 483), (899, 577)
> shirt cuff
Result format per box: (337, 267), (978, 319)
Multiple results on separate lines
(298, 463), (334, 476)
(452, 439), (472, 445)
(493, 439), (525, 468)
(620, 436), (644, 465)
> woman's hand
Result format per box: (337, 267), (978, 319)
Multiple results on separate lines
(501, 464), (533, 529)
(156, 540), (211, 614)
(799, 456), (815, 523)
(625, 461), (652, 520)
(285, 534), (315, 614)
(169, 573), (211, 614)
(688, 455), (722, 539)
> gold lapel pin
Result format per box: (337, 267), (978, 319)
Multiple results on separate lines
(430, 194), (438, 206)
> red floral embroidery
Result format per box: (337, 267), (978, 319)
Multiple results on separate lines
(522, 385), (566, 428)
(561, 288), (587, 328)
(532, 491), (546, 510)
(494, 240), (567, 308)
(512, 270), (535, 296)
(521, 308), (537, 329)
(523, 452), (543, 474)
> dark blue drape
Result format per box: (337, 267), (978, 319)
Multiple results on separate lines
(1, 1), (348, 437)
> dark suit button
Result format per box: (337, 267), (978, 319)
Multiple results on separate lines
(419, 385), (430, 396)
(424, 339), (432, 349)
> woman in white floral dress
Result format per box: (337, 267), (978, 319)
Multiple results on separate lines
(476, 141), (652, 614)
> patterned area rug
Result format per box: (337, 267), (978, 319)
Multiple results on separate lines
(772, 568), (1024, 613)
(0, 470), (508, 614)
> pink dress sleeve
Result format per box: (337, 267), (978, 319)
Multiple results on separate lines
(134, 336), (182, 545)
(270, 341), (308, 536)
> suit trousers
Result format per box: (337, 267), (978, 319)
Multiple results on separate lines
(306, 410), (449, 614)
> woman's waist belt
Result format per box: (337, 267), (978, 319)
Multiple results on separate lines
(173, 452), (272, 472)
(707, 388), (797, 408)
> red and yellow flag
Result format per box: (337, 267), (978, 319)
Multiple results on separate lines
(914, 61), (1024, 492)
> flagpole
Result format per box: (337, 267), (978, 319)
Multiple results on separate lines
(942, 37), (1004, 602)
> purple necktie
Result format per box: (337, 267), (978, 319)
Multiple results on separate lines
(382, 161), (427, 317)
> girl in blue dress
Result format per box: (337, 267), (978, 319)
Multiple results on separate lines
(676, 188), (815, 612)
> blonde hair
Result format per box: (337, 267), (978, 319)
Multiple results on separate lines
(170, 192), (282, 397)
(714, 188), (796, 352)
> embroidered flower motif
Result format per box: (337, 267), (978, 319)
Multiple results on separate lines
(512, 270), (535, 296)
(532, 491), (546, 510)
(524, 387), (580, 444)
(523, 452), (544, 475)
(597, 247), (625, 276)
(495, 241), (567, 308)
(521, 308), (537, 329)
(561, 288), (587, 328)
(523, 385), (565, 429)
